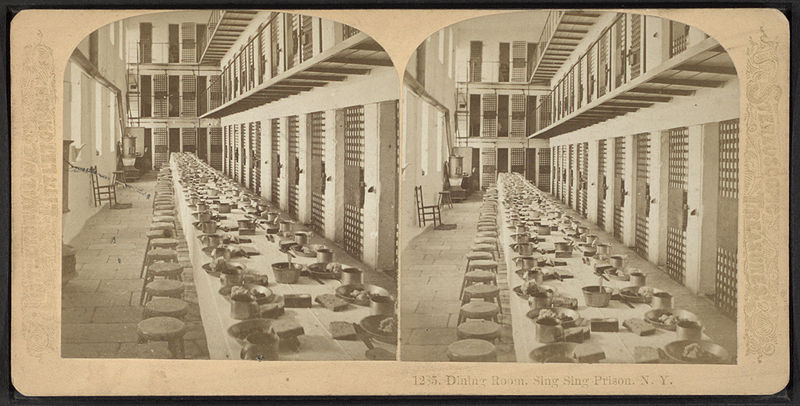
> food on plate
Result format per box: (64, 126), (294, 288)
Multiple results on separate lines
(521, 280), (552, 296)
(348, 288), (370, 303)
(637, 287), (654, 300)
(537, 309), (573, 323)
(325, 262), (343, 274)
(682, 342), (717, 362)
(377, 317), (397, 335)
(230, 285), (252, 301)
(657, 312), (678, 326)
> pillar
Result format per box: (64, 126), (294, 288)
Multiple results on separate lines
(587, 140), (599, 223)
(604, 138), (617, 235)
(622, 134), (636, 247)
(324, 109), (344, 242)
(654, 130), (669, 266)
(684, 123), (718, 295)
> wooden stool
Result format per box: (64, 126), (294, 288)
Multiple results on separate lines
(136, 316), (187, 359)
(459, 269), (497, 299)
(465, 251), (492, 274)
(143, 298), (189, 319)
(456, 320), (501, 341)
(462, 283), (502, 313)
(447, 339), (497, 362)
(477, 231), (498, 238)
(147, 261), (183, 280)
(143, 279), (184, 304)
(469, 243), (496, 260)
(437, 191), (454, 209)
(457, 301), (501, 324)
(153, 209), (175, 217)
(474, 236), (499, 253)
(146, 229), (167, 239)
(477, 224), (497, 232)
(150, 222), (175, 238)
(150, 238), (178, 250)
(139, 245), (178, 279)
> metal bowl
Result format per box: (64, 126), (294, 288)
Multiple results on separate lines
(227, 318), (274, 346)
(644, 308), (699, 331)
(663, 340), (731, 364)
(529, 342), (579, 363)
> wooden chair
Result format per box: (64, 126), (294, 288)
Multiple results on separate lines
(414, 186), (441, 227)
(90, 165), (117, 207)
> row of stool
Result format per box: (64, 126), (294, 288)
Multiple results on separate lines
(447, 188), (504, 362)
(135, 167), (190, 359)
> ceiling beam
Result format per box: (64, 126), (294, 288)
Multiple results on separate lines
(349, 42), (385, 52)
(325, 57), (394, 67)
(629, 87), (696, 96)
(673, 64), (737, 75)
(615, 94), (673, 103)
(292, 73), (347, 81)
(649, 77), (725, 88)
(604, 101), (653, 108)
(307, 66), (371, 75)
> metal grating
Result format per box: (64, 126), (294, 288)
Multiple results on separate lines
(719, 119), (739, 200)
(587, 44), (596, 103)
(635, 133), (650, 257)
(560, 145), (568, 202)
(578, 142), (588, 217)
(715, 246), (737, 318)
(287, 116), (300, 218)
(152, 75), (168, 118)
(551, 146), (557, 195)
(630, 14), (642, 79)
(481, 94), (497, 137)
(568, 144), (574, 208)
(246, 122), (254, 191)
(181, 127), (197, 153)
(301, 15), (314, 63)
(222, 126), (228, 175)
(598, 31), (610, 97)
(343, 106), (365, 259)
(511, 41), (527, 82)
(209, 127), (222, 169)
(342, 24), (360, 40)
(270, 119), (280, 204)
(253, 121), (261, 195)
(668, 128), (688, 189)
(538, 148), (550, 192)
(510, 148), (525, 173)
(310, 112), (325, 233)
(181, 22), (196, 63)
(597, 139), (607, 228)
(666, 226), (687, 284)
(614, 15), (627, 88)
(481, 148), (496, 188)
(153, 127), (168, 168)
(181, 75), (196, 117)
(511, 94), (526, 137)
(613, 137), (625, 240)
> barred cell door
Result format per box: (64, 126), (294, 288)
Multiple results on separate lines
(343, 106), (365, 260)
(666, 127), (689, 284)
(629, 14), (643, 80)
(538, 148), (550, 192)
(560, 145), (567, 202)
(209, 127), (222, 170)
(253, 122), (261, 195)
(181, 128), (197, 153)
(568, 144), (574, 208)
(309, 112), (326, 233)
(597, 139), (607, 228)
(153, 127), (168, 169)
(222, 126), (228, 175)
(613, 137), (626, 241)
(482, 94), (497, 137)
(551, 147), (557, 196)
(578, 142), (588, 217)
(635, 133), (651, 257)
(510, 148), (525, 174)
(287, 116), (300, 218)
(480, 147), (496, 188)
(241, 124), (248, 188)
(715, 119), (739, 317)
(270, 119), (281, 204)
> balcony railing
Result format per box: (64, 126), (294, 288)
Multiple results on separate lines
(128, 42), (199, 65)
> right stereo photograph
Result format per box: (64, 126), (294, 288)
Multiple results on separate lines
(400, 10), (739, 364)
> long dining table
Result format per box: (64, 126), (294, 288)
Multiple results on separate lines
(497, 173), (714, 364)
(169, 154), (396, 360)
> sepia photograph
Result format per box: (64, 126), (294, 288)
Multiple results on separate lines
(8, 7), (790, 397)
(60, 10), (398, 361)
(401, 10), (739, 364)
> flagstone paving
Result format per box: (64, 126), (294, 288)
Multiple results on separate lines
(62, 171), (209, 359)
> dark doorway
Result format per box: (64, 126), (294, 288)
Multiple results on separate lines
(168, 24), (179, 63)
(168, 76), (180, 117)
(196, 76), (207, 116)
(526, 148), (536, 182)
(499, 42), (510, 82)
(497, 95), (509, 137)
(169, 128), (181, 153)
(197, 128), (208, 161)
(469, 94), (481, 137)
(497, 148), (508, 173)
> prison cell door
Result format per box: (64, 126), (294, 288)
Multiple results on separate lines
(511, 148), (525, 174)
(309, 112), (326, 233)
(197, 128), (207, 161)
(715, 119), (739, 317)
(665, 127), (689, 284)
(578, 142), (588, 217)
(343, 106), (366, 260)
(287, 116), (300, 218)
(253, 122), (261, 195)
(209, 127), (222, 170)
(222, 126), (228, 175)
(568, 144), (574, 208)
(538, 148), (551, 192)
(497, 148), (508, 173)
(635, 133), (651, 257)
(153, 127), (168, 169)
(597, 139), (608, 228)
(629, 14), (643, 80)
(270, 119), (281, 204)
(181, 128), (196, 154)
(525, 148), (536, 182)
(246, 122), (254, 192)
(480, 147), (496, 188)
(613, 136), (626, 241)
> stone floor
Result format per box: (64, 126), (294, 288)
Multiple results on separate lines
(61, 171), (209, 359)
(400, 193), (515, 362)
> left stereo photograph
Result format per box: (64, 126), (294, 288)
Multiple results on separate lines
(61, 10), (399, 361)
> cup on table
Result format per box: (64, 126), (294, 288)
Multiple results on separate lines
(340, 267), (363, 286)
